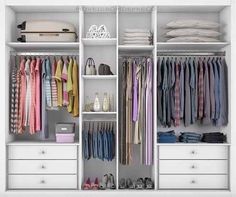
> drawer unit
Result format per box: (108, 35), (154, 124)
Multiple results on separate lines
(8, 145), (77, 159)
(159, 175), (228, 189)
(8, 175), (77, 189)
(159, 160), (228, 174)
(8, 160), (77, 174)
(159, 145), (228, 160)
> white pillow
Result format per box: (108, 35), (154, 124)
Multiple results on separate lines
(167, 36), (220, 42)
(166, 19), (220, 29)
(166, 28), (221, 37)
(125, 29), (150, 33)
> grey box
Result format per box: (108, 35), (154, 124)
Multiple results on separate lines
(55, 123), (75, 133)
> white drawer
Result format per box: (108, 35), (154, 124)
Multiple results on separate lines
(159, 175), (228, 189)
(8, 145), (77, 159)
(8, 160), (77, 174)
(159, 145), (228, 159)
(8, 175), (77, 189)
(159, 160), (228, 174)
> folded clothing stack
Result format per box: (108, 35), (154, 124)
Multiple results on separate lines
(179, 132), (202, 143)
(123, 29), (153, 45)
(202, 132), (226, 143)
(165, 19), (221, 42)
(157, 130), (177, 143)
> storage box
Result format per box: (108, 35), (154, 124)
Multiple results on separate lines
(56, 133), (75, 143)
(56, 123), (75, 134)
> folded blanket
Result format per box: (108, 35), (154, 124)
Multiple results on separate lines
(124, 32), (152, 37)
(124, 29), (151, 33)
(123, 40), (151, 45)
(123, 37), (151, 41)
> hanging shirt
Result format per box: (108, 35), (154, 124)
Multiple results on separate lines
(67, 58), (73, 113)
(132, 60), (138, 121)
(29, 59), (36, 134)
(170, 58), (176, 120)
(45, 58), (52, 108)
(212, 58), (220, 121)
(180, 59), (185, 118)
(203, 59), (211, 124)
(157, 58), (163, 123)
(62, 60), (69, 106)
(10, 66), (17, 133)
(41, 59), (49, 139)
(24, 58), (31, 126)
(174, 61), (181, 126)
(18, 58), (26, 133)
(166, 58), (172, 127)
(184, 59), (191, 126)
(194, 57), (198, 119)
(198, 58), (204, 119)
(208, 58), (215, 120)
(51, 59), (58, 108)
(72, 59), (79, 117)
(55, 59), (63, 107)
(189, 58), (196, 124)
(35, 58), (41, 131)
(161, 58), (167, 126)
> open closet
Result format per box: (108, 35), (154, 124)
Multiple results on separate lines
(2, 0), (234, 196)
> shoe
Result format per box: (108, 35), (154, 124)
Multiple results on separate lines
(126, 178), (135, 189)
(107, 173), (116, 189)
(99, 174), (108, 190)
(144, 177), (154, 189)
(83, 178), (91, 190)
(119, 178), (126, 189)
(135, 178), (145, 189)
(91, 177), (99, 190)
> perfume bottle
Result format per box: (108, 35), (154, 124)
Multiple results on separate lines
(102, 92), (109, 112)
(93, 93), (100, 112)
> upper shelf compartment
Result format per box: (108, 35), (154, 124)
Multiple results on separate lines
(82, 6), (117, 39)
(5, 6), (80, 44)
(156, 6), (231, 46)
(118, 6), (155, 47)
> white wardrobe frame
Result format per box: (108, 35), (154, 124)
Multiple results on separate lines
(1, 0), (236, 197)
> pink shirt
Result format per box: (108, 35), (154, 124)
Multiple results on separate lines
(35, 58), (41, 131)
(29, 59), (36, 134)
(18, 58), (26, 133)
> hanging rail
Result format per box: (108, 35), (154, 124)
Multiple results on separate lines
(10, 51), (79, 56)
(156, 50), (225, 56)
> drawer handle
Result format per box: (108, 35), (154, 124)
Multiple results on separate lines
(40, 180), (46, 184)
(191, 165), (196, 169)
(41, 165), (46, 169)
(191, 180), (196, 184)
(40, 150), (46, 154)
(191, 150), (197, 154)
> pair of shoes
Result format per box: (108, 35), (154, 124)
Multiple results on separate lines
(99, 174), (116, 190)
(136, 177), (154, 190)
(83, 177), (99, 190)
(119, 178), (135, 189)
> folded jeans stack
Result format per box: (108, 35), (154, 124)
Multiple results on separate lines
(179, 132), (202, 143)
(202, 132), (226, 143)
(123, 29), (153, 45)
(157, 130), (177, 143)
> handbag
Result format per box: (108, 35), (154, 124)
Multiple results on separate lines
(84, 58), (97, 75)
(98, 63), (114, 75)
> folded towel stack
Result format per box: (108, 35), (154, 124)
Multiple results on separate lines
(123, 29), (153, 45)
(179, 132), (202, 143)
(157, 130), (177, 143)
(202, 132), (226, 143)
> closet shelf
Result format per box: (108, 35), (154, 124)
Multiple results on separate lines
(7, 42), (80, 50)
(82, 112), (117, 115)
(82, 75), (117, 80)
(82, 38), (117, 46)
(7, 141), (80, 146)
(118, 45), (154, 52)
(156, 42), (229, 51)
(156, 143), (231, 146)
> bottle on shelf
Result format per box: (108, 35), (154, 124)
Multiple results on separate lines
(93, 92), (101, 112)
(102, 92), (109, 112)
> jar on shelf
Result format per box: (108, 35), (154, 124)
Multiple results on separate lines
(93, 92), (101, 112)
(102, 92), (109, 112)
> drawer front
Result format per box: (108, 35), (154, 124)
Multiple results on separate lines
(8, 175), (77, 189)
(8, 145), (77, 159)
(159, 160), (228, 174)
(159, 146), (228, 159)
(8, 160), (77, 174)
(159, 175), (228, 189)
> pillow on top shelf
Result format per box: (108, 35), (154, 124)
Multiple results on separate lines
(166, 28), (221, 38)
(167, 36), (220, 42)
(166, 19), (220, 29)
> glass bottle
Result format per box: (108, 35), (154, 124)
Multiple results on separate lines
(102, 92), (109, 112)
(93, 93), (100, 112)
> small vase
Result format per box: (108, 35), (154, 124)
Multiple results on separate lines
(93, 93), (100, 112)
